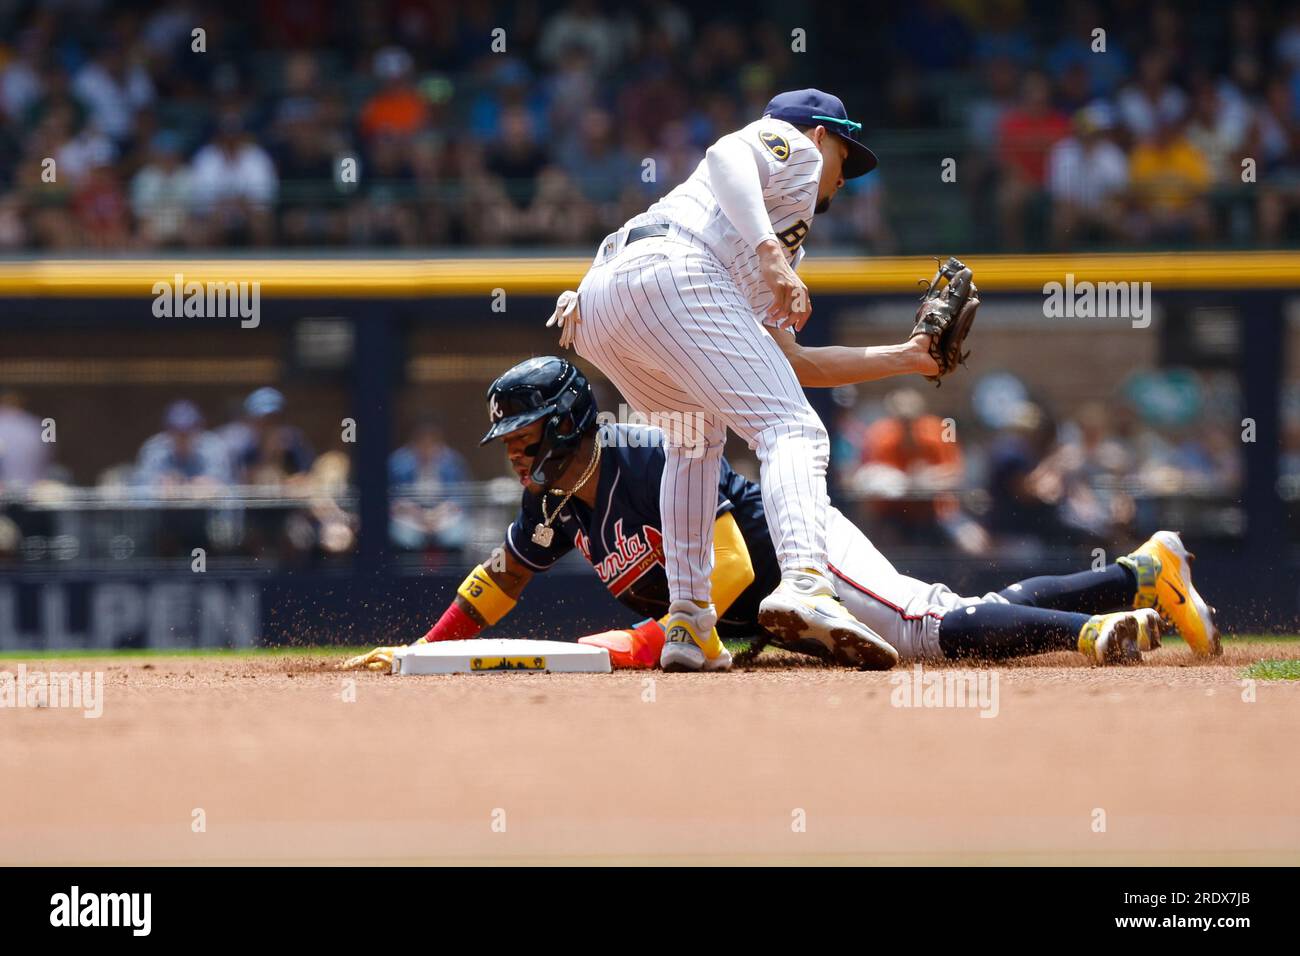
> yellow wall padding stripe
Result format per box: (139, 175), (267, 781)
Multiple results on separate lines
(1, 251), (1298, 298)
(0, 357), (281, 385)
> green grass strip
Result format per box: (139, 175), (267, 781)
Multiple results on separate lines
(1242, 659), (1300, 681)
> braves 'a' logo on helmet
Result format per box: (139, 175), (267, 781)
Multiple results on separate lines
(480, 356), (597, 483)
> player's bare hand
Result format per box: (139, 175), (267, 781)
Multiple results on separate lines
(757, 239), (811, 331)
(910, 331), (941, 377)
(546, 289), (581, 349)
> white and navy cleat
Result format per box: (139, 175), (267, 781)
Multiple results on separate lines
(758, 573), (898, 670)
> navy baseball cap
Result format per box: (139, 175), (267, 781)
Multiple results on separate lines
(762, 89), (877, 178)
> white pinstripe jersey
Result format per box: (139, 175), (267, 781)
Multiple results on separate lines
(637, 118), (821, 321)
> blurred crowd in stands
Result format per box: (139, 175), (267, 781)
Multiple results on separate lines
(0, 384), (472, 565)
(4, 362), (1297, 564)
(833, 367), (1254, 557)
(4, 1), (1300, 252)
(2, 0), (1297, 566)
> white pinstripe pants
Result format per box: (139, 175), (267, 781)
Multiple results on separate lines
(574, 234), (831, 605)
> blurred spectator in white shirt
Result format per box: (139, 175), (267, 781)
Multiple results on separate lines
(72, 43), (155, 143)
(1117, 51), (1187, 142)
(131, 130), (193, 246)
(1185, 78), (1252, 183)
(188, 112), (278, 245)
(135, 400), (231, 491)
(538, 0), (627, 75)
(1048, 102), (1130, 248)
(49, 103), (115, 187)
(0, 390), (50, 491)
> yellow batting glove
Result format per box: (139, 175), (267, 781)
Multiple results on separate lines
(339, 636), (428, 672)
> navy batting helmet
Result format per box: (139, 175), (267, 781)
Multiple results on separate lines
(480, 356), (598, 485)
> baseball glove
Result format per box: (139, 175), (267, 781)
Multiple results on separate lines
(912, 256), (979, 386)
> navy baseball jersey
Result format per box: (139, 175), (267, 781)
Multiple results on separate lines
(504, 424), (780, 635)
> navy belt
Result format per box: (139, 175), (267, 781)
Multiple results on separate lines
(625, 223), (671, 245)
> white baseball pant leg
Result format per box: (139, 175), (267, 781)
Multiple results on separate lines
(574, 236), (831, 605)
(825, 506), (1008, 660)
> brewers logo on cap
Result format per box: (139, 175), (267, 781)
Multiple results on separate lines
(759, 129), (790, 161)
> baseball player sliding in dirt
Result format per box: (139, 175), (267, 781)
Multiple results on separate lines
(543, 88), (895, 674)
(343, 356), (1220, 674)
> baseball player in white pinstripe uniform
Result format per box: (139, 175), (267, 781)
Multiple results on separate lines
(551, 89), (893, 673)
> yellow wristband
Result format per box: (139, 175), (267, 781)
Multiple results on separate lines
(457, 565), (517, 626)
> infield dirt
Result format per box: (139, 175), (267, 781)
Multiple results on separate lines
(3, 642), (1298, 865)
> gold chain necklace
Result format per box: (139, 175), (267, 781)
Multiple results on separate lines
(532, 439), (602, 547)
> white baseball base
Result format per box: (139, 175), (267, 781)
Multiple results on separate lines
(393, 638), (612, 676)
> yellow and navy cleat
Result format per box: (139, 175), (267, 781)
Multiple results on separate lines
(1078, 611), (1157, 665)
(1120, 531), (1221, 657)
(660, 602), (731, 673)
